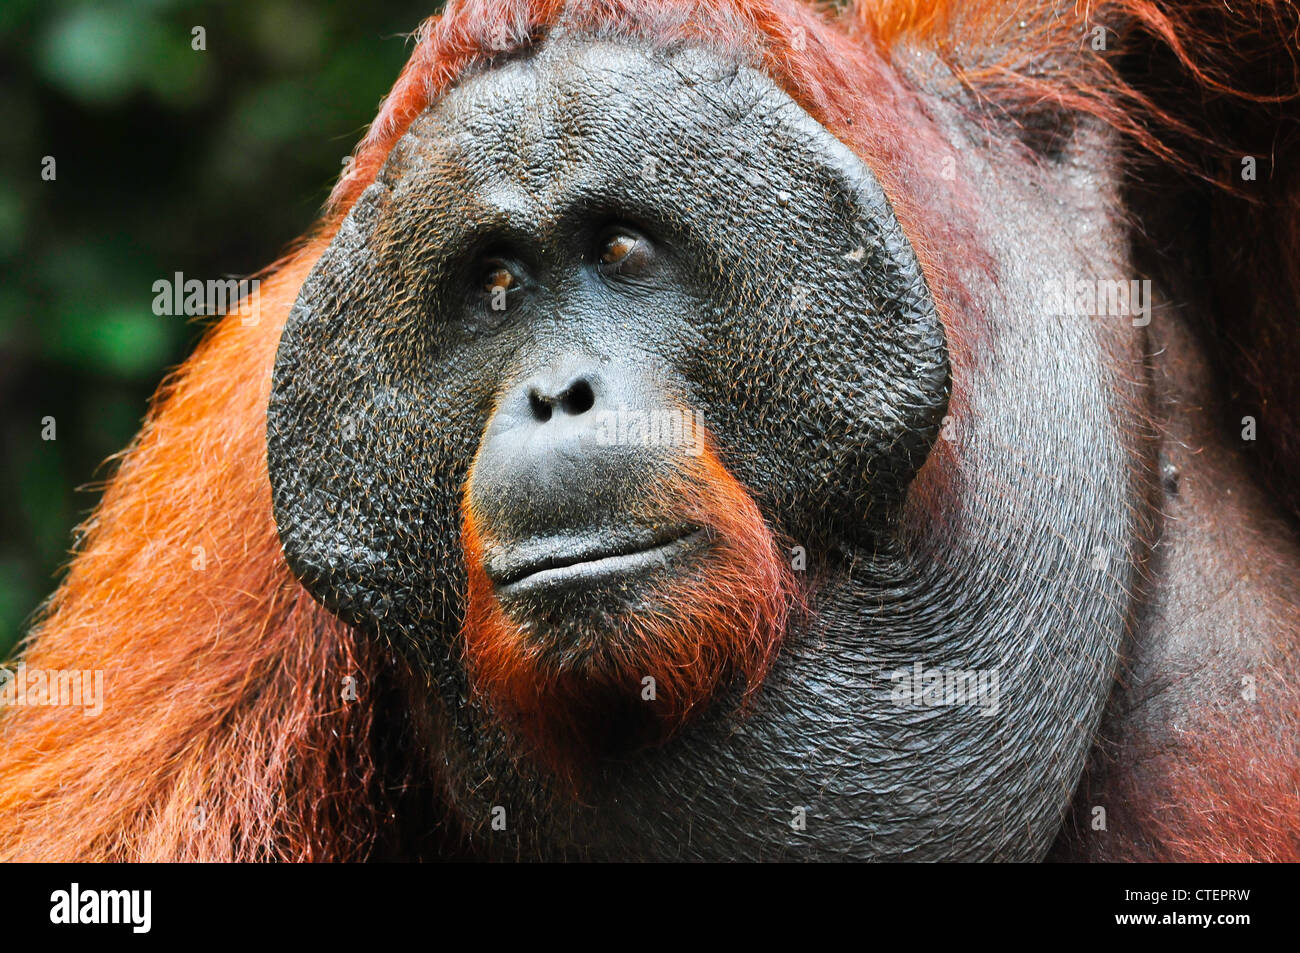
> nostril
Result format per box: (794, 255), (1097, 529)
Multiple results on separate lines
(560, 378), (595, 416)
(525, 374), (597, 423)
(528, 389), (554, 423)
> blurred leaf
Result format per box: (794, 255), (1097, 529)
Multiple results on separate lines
(142, 27), (215, 107)
(43, 303), (174, 378)
(38, 6), (164, 104)
(0, 189), (26, 259)
(253, 2), (324, 68)
(0, 555), (36, 654)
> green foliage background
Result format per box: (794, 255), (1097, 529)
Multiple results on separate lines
(0, 0), (443, 656)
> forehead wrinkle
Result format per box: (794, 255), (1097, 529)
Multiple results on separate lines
(470, 60), (628, 243)
(463, 61), (579, 238)
(414, 39), (814, 250)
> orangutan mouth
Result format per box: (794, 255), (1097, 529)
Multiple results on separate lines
(486, 526), (705, 594)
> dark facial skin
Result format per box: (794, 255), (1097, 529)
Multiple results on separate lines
(268, 37), (1136, 859)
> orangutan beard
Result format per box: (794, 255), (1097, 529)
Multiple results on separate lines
(460, 442), (801, 784)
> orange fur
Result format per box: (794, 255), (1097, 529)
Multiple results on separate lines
(1061, 665), (1300, 861)
(1, 0), (1298, 860)
(854, 0), (1300, 183)
(462, 438), (801, 783)
(0, 1), (880, 861)
(0, 251), (405, 860)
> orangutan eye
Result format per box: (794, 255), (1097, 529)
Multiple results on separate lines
(482, 262), (517, 295)
(596, 226), (655, 278)
(600, 233), (638, 265)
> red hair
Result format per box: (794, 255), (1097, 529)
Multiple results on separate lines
(1, 0), (1297, 860)
(462, 438), (801, 785)
(856, 0), (1300, 182)
(0, 0), (881, 863)
(1058, 665), (1300, 861)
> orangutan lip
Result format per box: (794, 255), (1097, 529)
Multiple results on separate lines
(488, 526), (704, 592)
